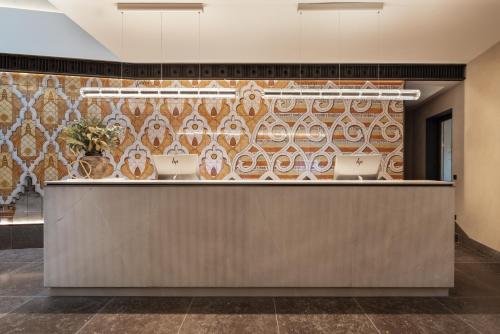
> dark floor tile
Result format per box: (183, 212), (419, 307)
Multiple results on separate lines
(275, 297), (377, 334)
(78, 297), (192, 334)
(0, 296), (32, 317)
(459, 262), (500, 273)
(451, 268), (500, 297)
(179, 297), (276, 334)
(0, 296), (109, 334)
(455, 245), (499, 263)
(357, 297), (477, 334)
(437, 297), (500, 334)
(456, 263), (500, 294)
(0, 262), (46, 297)
(0, 248), (43, 262)
(457, 262), (500, 277)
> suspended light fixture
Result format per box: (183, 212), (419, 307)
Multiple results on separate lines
(80, 3), (237, 100)
(263, 2), (420, 101)
(81, 87), (238, 99)
(263, 88), (420, 101)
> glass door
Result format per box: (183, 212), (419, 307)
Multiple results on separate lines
(440, 118), (453, 182)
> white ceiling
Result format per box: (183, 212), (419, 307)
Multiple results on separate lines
(0, 0), (60, 12)
(45, 0), (500, 64)
(405, 81), (460, 109)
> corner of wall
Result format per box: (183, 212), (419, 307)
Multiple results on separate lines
(463, 40), (500, 252)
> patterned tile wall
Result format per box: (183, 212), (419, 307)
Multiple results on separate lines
(0, 72), (404, 204)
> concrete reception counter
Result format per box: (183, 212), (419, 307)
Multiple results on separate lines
(44, 180), (454, 296)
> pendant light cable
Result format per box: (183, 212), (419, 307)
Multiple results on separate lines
(377, 9), (381, 87)
(121, 11), (124, 89)
(81, 7), (236, 100)
(299, 9), (303, 94)
(160, 12), (163, 83)
(337, 12), (341, 87)
(198, 10), (201, 93)
(262, 4), (420, 102)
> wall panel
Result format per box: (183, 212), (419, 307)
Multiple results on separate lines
(0, 72), (404, 205)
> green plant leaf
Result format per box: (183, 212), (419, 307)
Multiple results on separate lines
(61, 117), (123, 155)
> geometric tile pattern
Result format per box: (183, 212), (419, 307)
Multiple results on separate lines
(0, 72), (404, 204)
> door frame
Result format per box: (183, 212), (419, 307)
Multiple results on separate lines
(426, 109), (452, 180)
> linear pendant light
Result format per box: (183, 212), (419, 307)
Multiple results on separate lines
(81, 87), (237, 99)
(263, 88), (420, 101)
(263, 1), (420, 102)
(80, 3), (237, 100)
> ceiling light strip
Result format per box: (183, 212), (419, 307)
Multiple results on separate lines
(80, 87), (237, 99)
(297, 2), (384, 11)
(263, 88), (420, 101)
(116, 2), (205, 12)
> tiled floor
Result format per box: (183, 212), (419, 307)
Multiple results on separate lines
(0, 246), (499, 333)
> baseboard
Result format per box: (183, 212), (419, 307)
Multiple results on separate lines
(455, 223), (500, 260)
(47, 287), (449, 297)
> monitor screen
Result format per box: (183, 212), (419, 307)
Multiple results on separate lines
(334, 154), (382, 180)
(152, 154), (199, 178)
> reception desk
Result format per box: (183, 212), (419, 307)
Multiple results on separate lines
(44, 180), (454, 296)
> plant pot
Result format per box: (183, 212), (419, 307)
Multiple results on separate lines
(78, 155), (108, 179)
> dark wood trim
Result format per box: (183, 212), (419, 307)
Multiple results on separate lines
(0, 53), (466, 81)
(426, 109), (452, 180)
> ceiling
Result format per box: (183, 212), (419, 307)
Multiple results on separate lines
(405, 81), (460, 109)
(44, 0), (500, 64)
(0, 0), (60, 12)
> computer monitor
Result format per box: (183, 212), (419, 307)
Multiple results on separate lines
(152, 154), (200, 180)
(334, 154), (382, 180)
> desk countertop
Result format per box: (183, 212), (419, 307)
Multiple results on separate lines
(46, 179), (454, 186)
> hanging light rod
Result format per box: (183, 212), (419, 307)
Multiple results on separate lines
(81, 87), (237, 99)
(262, 88), (420, 101)
(297, 2), (384, 11)
(116, 2), (205, 11)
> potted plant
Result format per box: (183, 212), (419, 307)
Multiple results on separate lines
(62, 118), (122, 179)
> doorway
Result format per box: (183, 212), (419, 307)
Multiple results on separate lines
(426, 110), (453, 181)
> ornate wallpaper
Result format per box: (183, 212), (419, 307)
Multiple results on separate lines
(0, 72), (404, 205)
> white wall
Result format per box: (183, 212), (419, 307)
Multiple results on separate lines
(409, 40), (500, 252)
(0, 7), (117, 61)
(464, 41), (500, 252)
(406, 83), (465, 233)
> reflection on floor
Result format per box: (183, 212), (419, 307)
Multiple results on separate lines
(0, 245), (499, 333)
